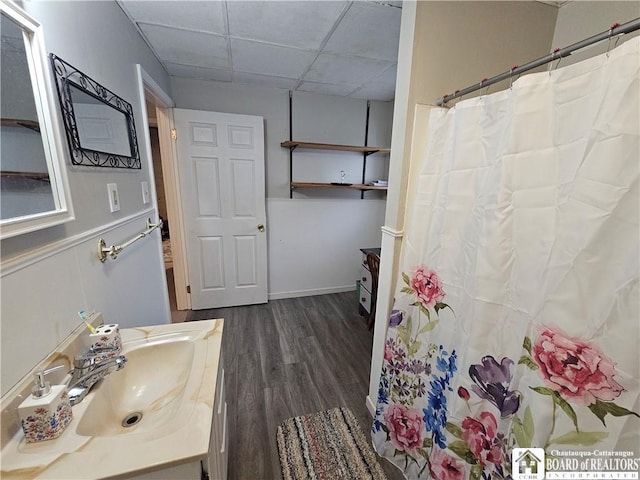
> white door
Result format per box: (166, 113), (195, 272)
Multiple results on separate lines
(174, 108), (267, 309)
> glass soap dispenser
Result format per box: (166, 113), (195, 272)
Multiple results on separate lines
(18, 365), (73, 443)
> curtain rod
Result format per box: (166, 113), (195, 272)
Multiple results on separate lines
(437, 17), (640, 107)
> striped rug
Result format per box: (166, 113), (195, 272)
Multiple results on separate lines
(276, 407), (388, 480)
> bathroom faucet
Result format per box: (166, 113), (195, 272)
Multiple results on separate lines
(67, 346), (127, 406)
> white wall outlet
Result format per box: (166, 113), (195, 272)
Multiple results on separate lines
(141, 181), (150, 204)
(107, 183), (120, 212)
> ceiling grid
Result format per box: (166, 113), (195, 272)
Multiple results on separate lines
(117, 0), (402, 101)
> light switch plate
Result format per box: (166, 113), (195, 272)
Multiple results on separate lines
(107, 183), (120, 212)
(141, 181), (150, 204)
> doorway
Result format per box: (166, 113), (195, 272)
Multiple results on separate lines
(146, 119), (186, 322)
(136, 65), (191, 321)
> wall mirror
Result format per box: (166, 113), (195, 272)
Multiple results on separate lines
(50, 54), (141, 169)
(0, 1), (74, 240)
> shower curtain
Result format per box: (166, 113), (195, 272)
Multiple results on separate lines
(372, 37), (639, 479)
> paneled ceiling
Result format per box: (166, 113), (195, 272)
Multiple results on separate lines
(117, 1), (402, 101)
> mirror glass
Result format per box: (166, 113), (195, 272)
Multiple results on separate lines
(69, 84), (133, 158)
(51, 55), (140, 169)
(0, 3), (73, 239)
(1, 12), (55, 220)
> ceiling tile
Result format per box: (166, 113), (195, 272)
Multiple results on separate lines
(297, 81), (357, 96)
(231, 38), (317, 78)
(118, 1), (401, 99)
(227, 1), (348, 49)
(139, 23), (229, 69)
(119, 1), (226, 34)
(233, 72), (298, 90)
(372, 64), (398, 84)
(351, 63), (397, 100)
(323, 2), (401, 61)
(165, 62), (232, 82)
(304, 53), (393, 85)
(350, 83), (396, 101)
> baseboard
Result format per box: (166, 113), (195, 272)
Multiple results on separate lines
(268, 285), (355, 300)
(365, 395), (376, 418)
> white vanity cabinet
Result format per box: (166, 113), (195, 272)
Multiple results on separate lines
(205, 360), (228, 480)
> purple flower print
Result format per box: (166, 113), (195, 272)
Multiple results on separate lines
(469, 356), (521, 418)
(389, 309), (403, 327)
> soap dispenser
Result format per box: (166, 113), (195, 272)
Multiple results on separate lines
(18, 365), (73, 443)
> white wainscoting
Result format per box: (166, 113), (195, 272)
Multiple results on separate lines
(266, 197), (387, 300)
(1, 210), (170, 395)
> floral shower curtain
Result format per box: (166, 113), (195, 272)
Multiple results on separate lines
(372, 37), (639, 479)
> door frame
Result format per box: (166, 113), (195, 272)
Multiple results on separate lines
(135, 65), (191, 310)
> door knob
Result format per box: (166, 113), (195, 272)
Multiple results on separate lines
(257, 224), (265, 232)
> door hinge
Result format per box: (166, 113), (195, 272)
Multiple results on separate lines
(187, 285), (191, 294)
(171, 129), (177, 141)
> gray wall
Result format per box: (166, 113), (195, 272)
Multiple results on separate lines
(1, 1), (171, 394)
(170, 78), (393, 298)
(2, 1), (171, 258)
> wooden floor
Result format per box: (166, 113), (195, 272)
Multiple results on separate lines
(187, 292), (404, 480)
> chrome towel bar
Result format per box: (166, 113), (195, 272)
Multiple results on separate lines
(98, 218), (163, 263)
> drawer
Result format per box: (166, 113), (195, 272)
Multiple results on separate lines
(360, 265), (372, 292)
(359, 284), (372, 313)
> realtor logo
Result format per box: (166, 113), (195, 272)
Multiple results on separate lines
(512, 448), (545, 480)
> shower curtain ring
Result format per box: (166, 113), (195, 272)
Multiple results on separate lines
(479, 78), (489, 99)
(607, 22), (621, 57)
(548, 48), (561, 75)
(452, 90), (461, 108)
(509, 66), (518, 89)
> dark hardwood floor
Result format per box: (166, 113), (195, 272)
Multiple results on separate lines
(187, 292), (404, 480)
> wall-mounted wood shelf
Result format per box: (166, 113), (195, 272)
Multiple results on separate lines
(291, 182), (388, 191)
(284, 96), (390, 199)
(1, 118), (40, 132)
(1, 170), (50, 181)
(281, 140), (390, 156)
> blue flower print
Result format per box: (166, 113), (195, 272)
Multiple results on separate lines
(423, 347), (457, 449)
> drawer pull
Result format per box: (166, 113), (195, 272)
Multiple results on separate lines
(362, 277), (367, 282)
(361, 297), (366, 302)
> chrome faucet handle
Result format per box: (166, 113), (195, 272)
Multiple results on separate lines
(73, 345), (119, 369)
(88, 345), (120, 354)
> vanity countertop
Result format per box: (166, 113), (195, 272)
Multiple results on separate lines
(0, 319), (224, 480)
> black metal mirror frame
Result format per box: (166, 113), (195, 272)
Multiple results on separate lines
(50, 54), (141, 169)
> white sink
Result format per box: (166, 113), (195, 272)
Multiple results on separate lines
(0, 320), (224, 479)
(76, 338), (196, 437)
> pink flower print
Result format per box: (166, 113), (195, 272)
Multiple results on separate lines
(384, 403), (424, 453)
(384, 343), (393, 362)
(457, 386), (471, 403)
(533, 326), (624, 405)
(410, 266), (445, 308)
(429, 447), (466, 480)
(461, 411), (503, 467)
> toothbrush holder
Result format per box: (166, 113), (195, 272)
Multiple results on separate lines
(84, 323), (122, 361)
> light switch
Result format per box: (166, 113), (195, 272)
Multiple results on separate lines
(107, 183), (120, 212)
(141, 181), (150, 204)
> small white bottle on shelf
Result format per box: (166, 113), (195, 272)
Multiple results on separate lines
(17, 365), (73, 443)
